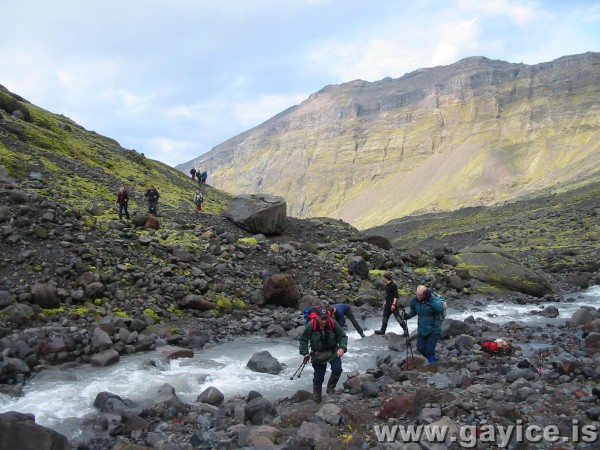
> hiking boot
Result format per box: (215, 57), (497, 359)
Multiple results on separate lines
(313, 384), (322, 403)
(326, 373), (341, 395)
(374, 330), (385, 335)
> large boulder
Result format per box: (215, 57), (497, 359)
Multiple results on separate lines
(226, 194), (286, 235)
(455, 248), (553, 297)
(90, 349), (120, 367)
(263, 274), (301, 307)
(0, 411), (69, 450)
(246, 351), (283, 375)
(196, 386), (225, 406)
(244, 395), (277, 425)
(348, 256), (370, 280)
(153, 383), (189, 411)
(2, 303), (35, 326)
(30, 283), (60, 309)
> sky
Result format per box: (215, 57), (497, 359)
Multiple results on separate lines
(1, 1), (599, 168)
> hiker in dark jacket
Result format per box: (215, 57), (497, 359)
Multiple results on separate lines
(404, 285), (444, 364)
(374, 273), (408, 336)
(190, 168), (197, 181)
(144, 185), (160, 216)
(329, 303), (365, 338)
(299, 307), (348, 403)
(115, 186), (130, 220)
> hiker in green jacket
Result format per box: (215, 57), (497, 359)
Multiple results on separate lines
(299, 307), (348, 403)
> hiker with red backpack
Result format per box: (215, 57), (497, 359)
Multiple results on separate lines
(299, 307), (348, 403)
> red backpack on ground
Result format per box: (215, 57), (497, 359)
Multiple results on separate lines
(482, 339), (513, 356)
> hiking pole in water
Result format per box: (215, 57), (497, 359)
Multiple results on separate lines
(290, 358), (308, 380)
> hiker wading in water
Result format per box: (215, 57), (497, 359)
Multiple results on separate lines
(328, 303), (365, 338)
(299, 307), (348, 403)
(374, 272), (409, 336)
(404, 285), (444, 365)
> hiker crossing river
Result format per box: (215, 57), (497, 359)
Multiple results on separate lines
(1, 286), (599, 440)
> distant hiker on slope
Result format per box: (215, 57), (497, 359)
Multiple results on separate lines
(144, 185), (160, 216)
(115, 186), (130, 220)
(194, 189), (204, 221)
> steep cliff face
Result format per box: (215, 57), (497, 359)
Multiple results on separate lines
(180, 52), (600, 230)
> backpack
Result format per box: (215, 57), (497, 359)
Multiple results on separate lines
(304, 306), (321, 324)
(303, 306), (333, 330)
(482, 339), (513, 356)
(435, 295), (447, 321)
(194, 193), (203, 206)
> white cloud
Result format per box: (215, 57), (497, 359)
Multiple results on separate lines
(307, 15), (482, 82)
(456, 0), (537, 23)
(54, 60), (119, 91)
(307, 37), (424, 82)
(234, 94), (308, 128)
(153, 137), (194, 162)
(1, 0), (598, 168)
(430, 19), (480, 66)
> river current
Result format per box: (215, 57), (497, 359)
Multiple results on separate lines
(1, 285), (599, 439)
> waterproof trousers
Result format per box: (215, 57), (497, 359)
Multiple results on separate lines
(376, 305), (406, 334)
(312, 356), (342, 385)
(416, 332), (440, 363)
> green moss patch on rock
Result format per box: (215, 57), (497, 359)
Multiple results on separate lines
(455, 251), (553, 297)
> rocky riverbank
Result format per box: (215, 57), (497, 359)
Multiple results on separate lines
(3, 295), (600, 450)
(1, 163), (600, 450)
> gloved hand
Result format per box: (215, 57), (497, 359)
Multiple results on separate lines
(303, 354), (311, 363)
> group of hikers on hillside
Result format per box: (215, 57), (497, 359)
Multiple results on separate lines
(190, 167), (208, 186)
(114, 168), (207, 221)
(299, 274), (445, 403)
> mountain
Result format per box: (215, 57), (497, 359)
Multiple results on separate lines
(1, 71), (600, 450)
(179, 52), (600, 230)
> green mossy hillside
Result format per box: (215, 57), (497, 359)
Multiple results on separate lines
(0, 85), (232, 220)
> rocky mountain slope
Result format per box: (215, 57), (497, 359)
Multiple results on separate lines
(367, 178), (600, 280)
(180, 52), (600, 229)
(1, 82), (600, 450)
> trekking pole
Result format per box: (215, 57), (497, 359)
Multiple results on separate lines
(289, 359), (308, 380)
(297, 359), (308, 378)
(405, 329), (414, 363)
(401, 311), (414, 366)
